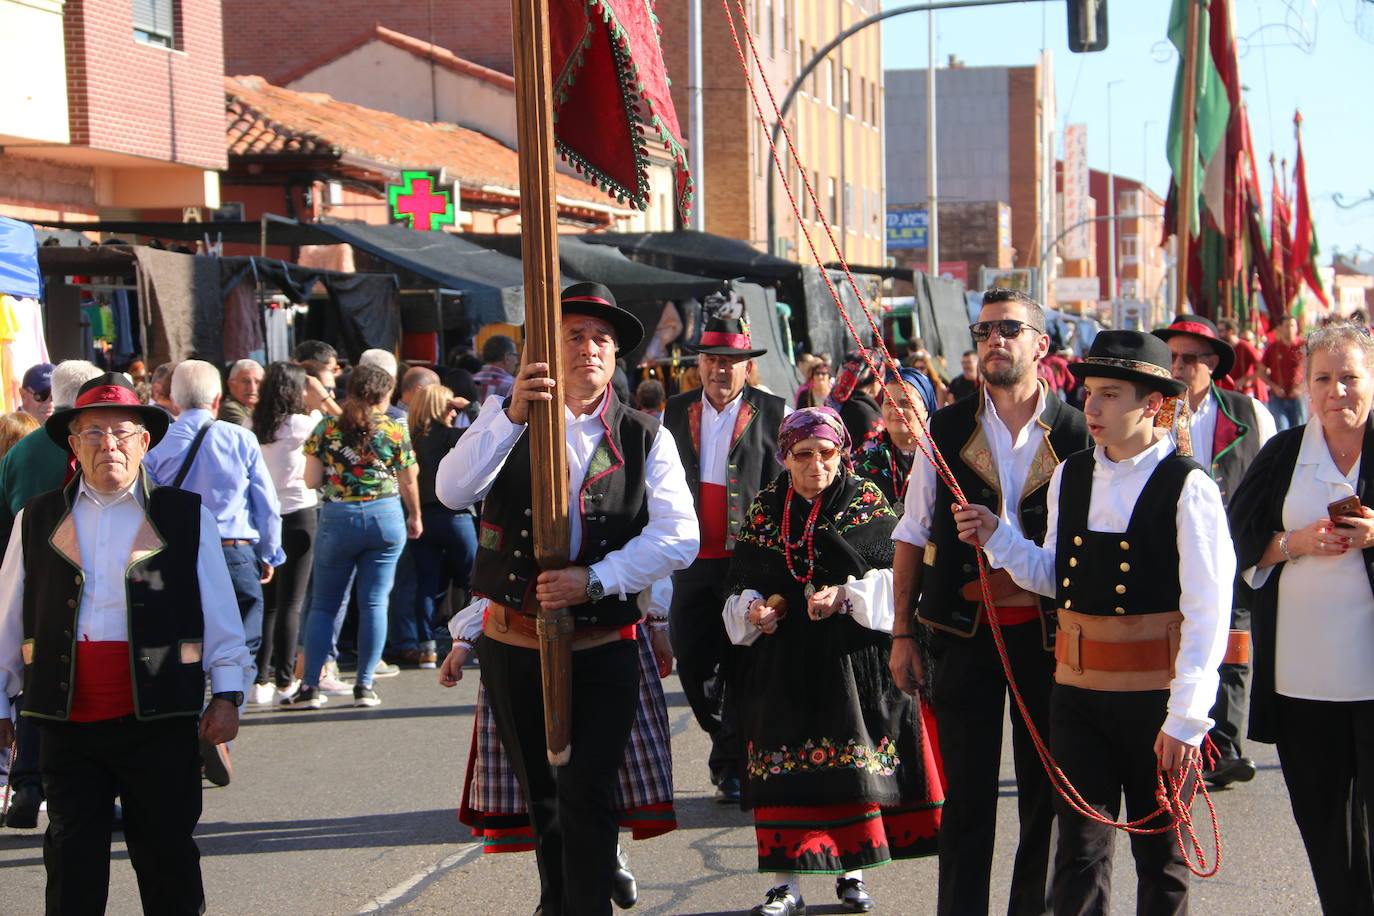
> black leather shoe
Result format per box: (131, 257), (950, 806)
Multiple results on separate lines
(835, 876), (875, 913)
(1203, 756), (1257, 788)
(4, 784), (41, 829)
(751, 886), (805, 916)
(611, 846), (638, 909)
(716, 775), (742, 804)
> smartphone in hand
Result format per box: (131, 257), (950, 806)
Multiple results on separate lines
(1329, 495), (1362, 526)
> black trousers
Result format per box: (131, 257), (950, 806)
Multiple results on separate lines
(669, 557), (739, 783)
(1275, 694), (1374, 916)
(930, 621), (1055, 916)
(480, 636), (640, 916)
(258, 506), (318, 688)
(38, 716), (204, 916)
(1049, 686), (1188, 916)
(1205, 605), (1251, 761)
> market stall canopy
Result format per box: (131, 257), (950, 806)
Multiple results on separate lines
(579, 230), (802, 284)
(0, 217), (42, 299)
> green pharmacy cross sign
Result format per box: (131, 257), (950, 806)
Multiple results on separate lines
(388, 170), (457, 231)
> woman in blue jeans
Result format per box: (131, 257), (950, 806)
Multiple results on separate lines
(287, 365), (421, 709)
(393, 383), (476, 667)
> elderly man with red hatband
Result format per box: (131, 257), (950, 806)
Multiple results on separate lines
(661, 314), (788, 801)
(0, 372), (250, 915)
(436, 283), (698, 916)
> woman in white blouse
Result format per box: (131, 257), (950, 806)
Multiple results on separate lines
(248, 361), (328, 705)
(1229, 323), (1374, 914)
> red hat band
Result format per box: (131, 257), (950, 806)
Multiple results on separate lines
(699, 330), (752, 349)
(74, 385), (142, 409)
(1172, 320), (1217, 340)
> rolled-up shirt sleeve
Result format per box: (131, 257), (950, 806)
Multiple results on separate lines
(840, 568), (896, 632)
(723, 588), (765, 646)
(1162, 470), (1235, 746)
(0, 514), (26, 719)
(892, 450), (937, 546)
(196, 505), (253, 695)
(981, 466), (1063, 598)
(591, 426), (699, 596)
(436, 396), (525, 511)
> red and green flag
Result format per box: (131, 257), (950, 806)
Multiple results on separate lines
(1289, 111), (1330, 310)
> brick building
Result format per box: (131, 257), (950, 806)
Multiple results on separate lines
(885, 200), (1014, 292)
(1088, 170), (1169, 323)
(0, 0), (225, 223)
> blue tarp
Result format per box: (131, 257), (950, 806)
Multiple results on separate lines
(0, 217), (41, 299)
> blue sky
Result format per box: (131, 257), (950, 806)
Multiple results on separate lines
(879, 0), (1374, 261)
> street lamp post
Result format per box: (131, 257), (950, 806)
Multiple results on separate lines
(1107, 79), (1123, 304)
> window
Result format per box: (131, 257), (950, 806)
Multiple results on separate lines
(1121, 234), (1140, 266)
(842, 68), (852, 117)
(797, 38), (806, 85)
(844, 182), (854, 228)
(812, 170), (820, 221)
(872, 86), (881, 127)
(824, 59), (835, 108)
(827, 177), (837, 224)
(134, 0), (176, 48)
(809, 46), (819, 97)
(765, 0), (775, 58)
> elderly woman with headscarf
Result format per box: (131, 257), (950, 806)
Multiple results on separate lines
(853, 367), (939, 514)
(722, 407), (943, 916)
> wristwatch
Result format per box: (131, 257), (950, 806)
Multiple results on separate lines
(586, 566), (605, 602)
(211, 691), (244, 707)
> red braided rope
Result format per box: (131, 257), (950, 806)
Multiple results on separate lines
(716, 0), (1221, 877)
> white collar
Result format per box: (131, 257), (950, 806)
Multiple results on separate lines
(76, 474), (143, 509)
(1092, 429), (1174, 472)
(564, 391), (608, 426)
(702, 390), (745, 418)
(982, 381), (1048, 434)
(1296, 418), (1359, 486)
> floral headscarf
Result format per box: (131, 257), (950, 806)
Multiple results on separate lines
(775, 406), (851, 465)
(885, 366), (938, 416)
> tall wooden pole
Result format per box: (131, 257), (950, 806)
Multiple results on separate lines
(510, 0), (573, 765)
(1174, 0), (1201, 316)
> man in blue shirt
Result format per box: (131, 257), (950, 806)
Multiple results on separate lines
(145, 360), (284, 693)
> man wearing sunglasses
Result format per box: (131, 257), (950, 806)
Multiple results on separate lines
(19, 363), (54, 422)
(1154, 314), (1274, 790)
(890, 288), (1090, 916)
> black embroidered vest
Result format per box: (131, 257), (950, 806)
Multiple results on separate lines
(1053, 449), (1199, 615)
(662, 385), (786, 553)
(470, 392), (660, 629)
(20, 476), (207, 721)
(1208, 385), (1262, 506)
(916, 390), (1090, 639)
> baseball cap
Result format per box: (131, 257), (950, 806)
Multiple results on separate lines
(22, 363), (54, 394)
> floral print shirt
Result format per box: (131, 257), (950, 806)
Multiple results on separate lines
(304, 413), (415, 502)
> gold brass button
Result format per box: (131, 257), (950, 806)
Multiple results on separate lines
(1063, 599), (1072, 609)
(1062, 577), (1071, 587)
(1068, 557), (1078, 567)
(1120, 562), (1131, 572)
(1119, 541), (1130, 550)
(1073, 536), (1084, 547)
(1115, 584), (1126, 594)
(520, 529), (529, 538)
(1114, 607), (1126, 615)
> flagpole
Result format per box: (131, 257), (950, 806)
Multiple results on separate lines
(1174, 0), (1201, 316)
(509, 0), (574, 766)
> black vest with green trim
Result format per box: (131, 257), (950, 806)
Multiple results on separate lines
(1207, 385), (1261, 506)
(662, 385), (786, 553)
(1053, 448), (1198, 615)
(916, 388), (1091, 638)
(20, 476), (207, 721)
(470, 391), (659, 629)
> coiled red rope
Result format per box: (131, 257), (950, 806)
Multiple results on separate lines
(715, 0), (1221, 877)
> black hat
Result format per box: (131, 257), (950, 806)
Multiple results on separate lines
(560, 282), (644, 352)
(46, 372), (171, 451)
(1068, 331), (1187, 397)
(1152, 314), (1235, 380)
(685, 314), (768, 359)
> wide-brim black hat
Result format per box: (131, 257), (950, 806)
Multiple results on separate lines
(685, 313), (768, 358)
(1068, 330), (1187, 397)
(1152, 314), (1235, 380)
(560, 282), (644, 352)
(46, 372), (170, 451)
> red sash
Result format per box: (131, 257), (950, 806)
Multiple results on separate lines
(70, 641), (135, 722)
(697, 482), (731, 559)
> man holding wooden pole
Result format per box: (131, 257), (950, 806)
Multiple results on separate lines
(437, 282), (697, 915)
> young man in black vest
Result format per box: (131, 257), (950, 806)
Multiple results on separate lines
(1155, 315), (1275, 789)
(662, 314), (786, 801)
(956, 331), (1234, 916)
(891, 288), (1090, 916)
(436, 283), (698, 916)
(0, 373), (250, 915)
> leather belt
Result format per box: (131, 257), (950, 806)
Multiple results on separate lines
(1054, 609), (1249, 692)
(482, 604), (628, 652)
(221, 539), (253, 546)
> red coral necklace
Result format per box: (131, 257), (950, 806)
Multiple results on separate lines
(781, 485), (823, 597)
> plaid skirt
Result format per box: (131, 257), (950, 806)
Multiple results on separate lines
(459, 635), (677, 852)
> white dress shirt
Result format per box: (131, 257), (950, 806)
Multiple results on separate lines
(700, 392), (743, 486)
(894, 383), (1049, 546)
(723, 567), (896, 646)
(1186, 389), (1276, 469)
(450, 577), (677, 645)
(982, 433), (1235, 746)
(435, 394), (699, 598)
(0, 475), (252, 717)
(1245, 420), (1374, 701)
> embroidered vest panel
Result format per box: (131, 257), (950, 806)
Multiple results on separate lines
(1053, 450), (1197, 615)
(663, 386), (785, 552)
(470, 395), (659, 629)
(1210, 387), (1260, 506)
(21, 483), (207, 721)
(917, 395), (1090, 637)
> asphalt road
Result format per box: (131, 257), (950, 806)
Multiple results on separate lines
(0, 661), (1323, 915)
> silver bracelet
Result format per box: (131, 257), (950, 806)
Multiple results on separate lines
(1279, 531), (1292, 562)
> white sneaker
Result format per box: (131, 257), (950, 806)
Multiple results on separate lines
(274, 679), (302, 702)
(318, 660), (353, 695)
(372, 660), (400, 678)
(248, 682), (277, 706)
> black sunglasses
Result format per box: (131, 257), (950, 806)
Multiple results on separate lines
(969, 319), (1043, 343)
(25, 388), (50, 402)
